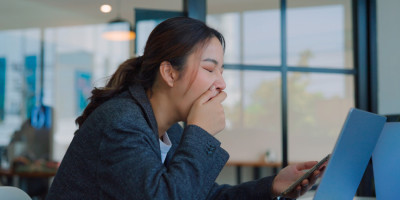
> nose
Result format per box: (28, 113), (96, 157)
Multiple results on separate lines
(215, 72), (226, 91)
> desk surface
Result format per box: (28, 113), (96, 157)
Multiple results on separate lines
(226, 161), (281, 168)
(0, 169), (56, 178)
(298, 190), (376, 200)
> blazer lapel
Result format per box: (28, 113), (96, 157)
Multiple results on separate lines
(128, 85), (159, 137)
(163, 123), (184, 167)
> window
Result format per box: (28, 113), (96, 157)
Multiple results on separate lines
(44, 24), (130, 160)
(0, 24), (131, 160)
(207, 0), (355, 163)
(0, 29), (41, 145)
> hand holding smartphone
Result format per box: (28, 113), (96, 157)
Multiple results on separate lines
(279, 154), (330, 197)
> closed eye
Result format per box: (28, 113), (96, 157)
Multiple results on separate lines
(203, 66), (215, 73)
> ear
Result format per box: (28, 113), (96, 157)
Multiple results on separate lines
(159, 61), (178, 87)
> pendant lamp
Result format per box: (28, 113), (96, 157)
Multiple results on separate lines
(102, 0), (135, 41)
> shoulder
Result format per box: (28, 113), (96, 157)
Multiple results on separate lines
(84, 91), (149, 131)
(100, 92), (140, 115)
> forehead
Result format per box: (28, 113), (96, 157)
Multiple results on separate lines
(200, 37), (224, 63)
(183, 37), (224, 72)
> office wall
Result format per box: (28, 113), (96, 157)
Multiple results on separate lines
(377, 0), (400, 115)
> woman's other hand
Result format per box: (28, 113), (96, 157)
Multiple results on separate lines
(271, 161), (324, 199)
(187, 86), (227, 135)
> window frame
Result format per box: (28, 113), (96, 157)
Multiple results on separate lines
(141, 0), (377, 195)
(203, 0), (377, 195)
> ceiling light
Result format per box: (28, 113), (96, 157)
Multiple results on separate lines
(102, 18), (136, 41)
(101, 0), (135, 41)
(100, 4), (112, 13)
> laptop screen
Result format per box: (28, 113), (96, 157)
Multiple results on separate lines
(313, 108), (386, 200)
(372, 122), (400, 199)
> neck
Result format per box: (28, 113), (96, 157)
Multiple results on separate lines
(147, 88), (178, 138)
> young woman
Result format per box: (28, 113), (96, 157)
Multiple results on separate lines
(47, 17), (321, 200)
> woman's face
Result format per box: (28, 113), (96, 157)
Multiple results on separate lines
(173, 37), (226, 121)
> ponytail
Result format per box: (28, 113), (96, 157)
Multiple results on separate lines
(75, 56), (146, 127)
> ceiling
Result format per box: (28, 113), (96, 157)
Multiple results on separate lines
(0, 0), (183, 30)
(0, 0), (338, 31)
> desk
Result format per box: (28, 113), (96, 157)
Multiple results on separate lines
(298, 190), (376, 200)
(0, 168), (57, 190)
(0, 169), (56, 179)
(226, 161), (281, 184)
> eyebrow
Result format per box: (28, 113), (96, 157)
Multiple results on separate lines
(202, 58), (218, 65)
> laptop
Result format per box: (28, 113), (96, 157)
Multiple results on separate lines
(372, 122), (400, 199)
(311, 108), (386, 200)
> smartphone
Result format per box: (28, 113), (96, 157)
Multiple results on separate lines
(279, 154), (330, 197)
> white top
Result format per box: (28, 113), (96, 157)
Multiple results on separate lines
(159, 132), (172, 163)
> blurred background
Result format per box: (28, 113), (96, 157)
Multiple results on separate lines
(0, 0), (399, 199)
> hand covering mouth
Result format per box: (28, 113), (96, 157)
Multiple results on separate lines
(209, 85), (219, 100)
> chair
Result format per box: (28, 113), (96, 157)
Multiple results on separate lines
(0, 186), (32, 200)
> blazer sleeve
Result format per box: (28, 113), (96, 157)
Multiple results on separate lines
(96, 104), (229, 200)
(207, 176), (277, 200)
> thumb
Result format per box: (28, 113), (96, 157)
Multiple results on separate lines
(296, 161), (318, 171)
(198, 85), (219, 104)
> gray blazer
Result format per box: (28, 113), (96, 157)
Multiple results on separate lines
(47, 85), (275, 200)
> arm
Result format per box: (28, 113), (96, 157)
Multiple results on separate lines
(96, 107), (229, 200)
(168, 124), (278, 200)
(205, 161), (323, 200)
(207, 176), (276, 200)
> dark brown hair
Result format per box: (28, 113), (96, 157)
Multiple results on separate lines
(75, 17), (225, 127)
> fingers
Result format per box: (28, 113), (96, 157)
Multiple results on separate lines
(209, 91), (227, 103)
(197, 85), (219, 104)
(310, 170), (319, 181)
(301, 179), (309, 187)
(187, 86), (227, 135)
(282, 161), (324, 199)
(296, 186), (301, 196)
(296, 161), (318, 171)
(309, 167), (325, 184)
(319, 165), (327, 173)
(294, 179), (310, 197)
(294, 183), (308, 198)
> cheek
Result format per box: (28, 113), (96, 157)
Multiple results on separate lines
(180, 72), (213, 114)
(192, 71), (214, 93)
